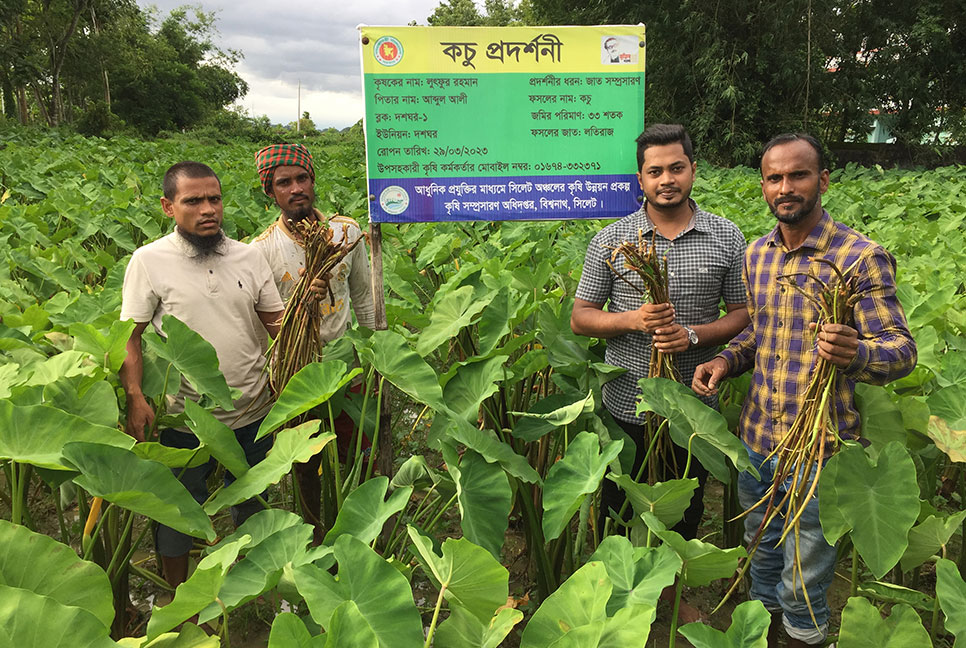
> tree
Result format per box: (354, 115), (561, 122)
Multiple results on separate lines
(427, 0), (530, 26)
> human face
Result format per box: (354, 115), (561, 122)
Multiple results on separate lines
(760, 140), (829, 226)
(270, 165), (316, 222)
(160, 175), (223, 237)
(636, 142), (696, 214)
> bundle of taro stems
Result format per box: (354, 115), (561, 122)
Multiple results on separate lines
(604, 229), (682, 491)
(716, 256), (860, 624)
(268, 219), (361, 523)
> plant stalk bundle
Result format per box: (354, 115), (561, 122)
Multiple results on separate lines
(718, 257), (860, 620)
(269, 219), (361, 392)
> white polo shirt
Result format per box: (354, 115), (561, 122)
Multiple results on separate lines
(120, 231), (284, 428)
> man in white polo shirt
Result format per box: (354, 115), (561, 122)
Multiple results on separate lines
(119, 160), (284, 589)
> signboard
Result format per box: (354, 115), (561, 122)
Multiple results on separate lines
(360, 25), (646, 223)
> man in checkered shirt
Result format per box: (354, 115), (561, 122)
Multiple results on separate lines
(693, 133), (916, 647)
(571, 123), (750, 545)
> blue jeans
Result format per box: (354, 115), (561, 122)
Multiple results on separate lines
(738, 442), (837, 645)
(155, 417), (272, 557)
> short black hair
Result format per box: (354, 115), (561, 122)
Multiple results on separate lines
(636, 124), (694, 170)
(162, 161), (220, 200)
(760, 133), (825, 173)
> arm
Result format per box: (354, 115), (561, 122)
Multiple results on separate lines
(653, 301), (750, 353)
(119, 322), (153, 442)
(570, 297), (675, 339)
(258, 310), (284, 339)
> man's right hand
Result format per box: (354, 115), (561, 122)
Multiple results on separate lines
(635, 302), (675, 334)
(125, 393), (154, 443)
(692, 357), (729, 397)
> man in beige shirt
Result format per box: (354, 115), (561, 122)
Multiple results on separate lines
(119, 161), (284, 589)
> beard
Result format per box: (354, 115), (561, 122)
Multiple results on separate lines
(177, 225), (224, 260)
(283, 200), (315, 224)
(768, 194), (818, 225)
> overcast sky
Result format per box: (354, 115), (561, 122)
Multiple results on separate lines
(138, 0), (443, 128)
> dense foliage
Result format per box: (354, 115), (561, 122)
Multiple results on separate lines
(1, 125), (965, 646)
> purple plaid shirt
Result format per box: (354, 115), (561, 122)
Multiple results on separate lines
(719, 212), (917, 453)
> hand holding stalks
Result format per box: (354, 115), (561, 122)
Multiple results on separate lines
(809, 322), (859, 368)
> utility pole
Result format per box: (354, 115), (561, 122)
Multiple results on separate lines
(297, 79), (301, 133)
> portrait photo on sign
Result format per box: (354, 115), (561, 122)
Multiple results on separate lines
(601, 35), (637, 64)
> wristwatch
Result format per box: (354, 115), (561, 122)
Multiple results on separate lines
(683, 325), (698, 348)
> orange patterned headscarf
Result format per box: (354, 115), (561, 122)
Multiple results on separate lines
(255, 143), (315, 195)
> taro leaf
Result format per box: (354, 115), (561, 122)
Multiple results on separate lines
(118, 623), (220, 647)
(818, 441), (919, 579)
(407, 526), (509, 623)
(63, 441), (216, 542)
(651, 523), (746, 588)
(416, 285), (494, 357)
(0, 583), (115, 648)
(936, 558), (966, 645)
(131, 443), (210, 469)
(927, 384), (966, 430)
(589, 535), (681, 615)
(257, 361), (361, 439)
(293, 535), (424, 648)
(636, 377), (758, 482)
(926, 416), (966, 463)
(205, 421), (331, 515)
(0, 363), (19, 398)
(542, 432), (622, 541)
(141, 349), (182, 400)
(144, 315), (235, 411)
(198, 520), (314, 623)
(147, 537), (249, 640)
(435, 604), (523, 648)
(323, 600), (380, 648)
(184, 400), (249, 477)
(70, 319), (136, 373)
(510, 391), (595, 443)
(43, 377), (119, 428)
(441, 443), (511, 560)
(610, 475), (698, 530)
(269, 612), (323, 648)
(0, 520), (114, 628)
(477, 287), (529, 357)
(837, 598), (930, 647)
(519, 561), (610, 647)
(855, 383), (909, 449)
(440, 414), (540, 484)
(209, 509), (307, 554)
(438, 355), (508, 423)
(900, 510), (966, 572)
(678, 599), (770, 648)
(0, 400), (133, 470)
(347, 328), (443, 409)
(855, 581), (934, 612)
(21, 350), (95, 386)
(323, 476), (412, 547)
(390, 454), (456, 501)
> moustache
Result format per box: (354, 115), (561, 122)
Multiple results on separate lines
(774, 196), (804, 205)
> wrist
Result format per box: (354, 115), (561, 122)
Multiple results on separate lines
(682, 325), (698, 348)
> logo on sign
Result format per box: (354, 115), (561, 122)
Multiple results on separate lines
(379, 186), (409, 215)
(374, 36), (404, 67)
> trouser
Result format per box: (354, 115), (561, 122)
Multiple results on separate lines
(599, 414), (709, 539)
(738, 441), (837, 645)
(155, 417), (271, 557)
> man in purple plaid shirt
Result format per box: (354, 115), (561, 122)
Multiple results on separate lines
(693, 133), (917, 647)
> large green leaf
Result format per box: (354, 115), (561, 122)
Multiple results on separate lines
(0, 520), (114, 628)
(837, 598), (930, 647)
(19, 350), (96, 387)
(435, 605), (523, 648)
(636, 377), (758, 482)
(416, 285), (494, 357)
(589, 536), (681, 615)
(678, 599), (770, 648)
(900, 509), (966, 571)
(63, 441), (216, 541)
(269, 612), (323, 648)
(855, 581), (934, 612)
(926, 415), (966, 463)
(0, 400), (134, 470)
(855, 383), (911, 449)
(184, 399), (250, 477)
(440, 415), (540, 484)
(652, 524), (746, 588)
(610, 475), (698, 530)
(147, 537), (250, 640)
(408, 527), (509, 624)
(323, 476), (412, 547)
(347, 328), (443, 409)
(323, 600), (380, 648)
(477, 287), (530, 357)
(0, 584), (115, 648)
(937, 558), (966, 646)
(928, 383), (966, 430)
(43, 377), (119, 428)
(204, 421), (332, 515)
(257, 361), (361, 439)
(293, 535), (423, 648)
(439, 355), (508, 422)
(442, 443), (511, 560)
(819, 441), (919, 578)
(131, 443), (211, 469)
(390, 454), (456, 501)
(542, 432), (622, 541)
(119, 623), (220, 647)
(70, 319), (136, 373)
(510, 391), (596, 443)
(144, 315), (235, 411)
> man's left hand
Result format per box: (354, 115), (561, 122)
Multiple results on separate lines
(653, 323), (690, 353)
(811, 322), (859, 368)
